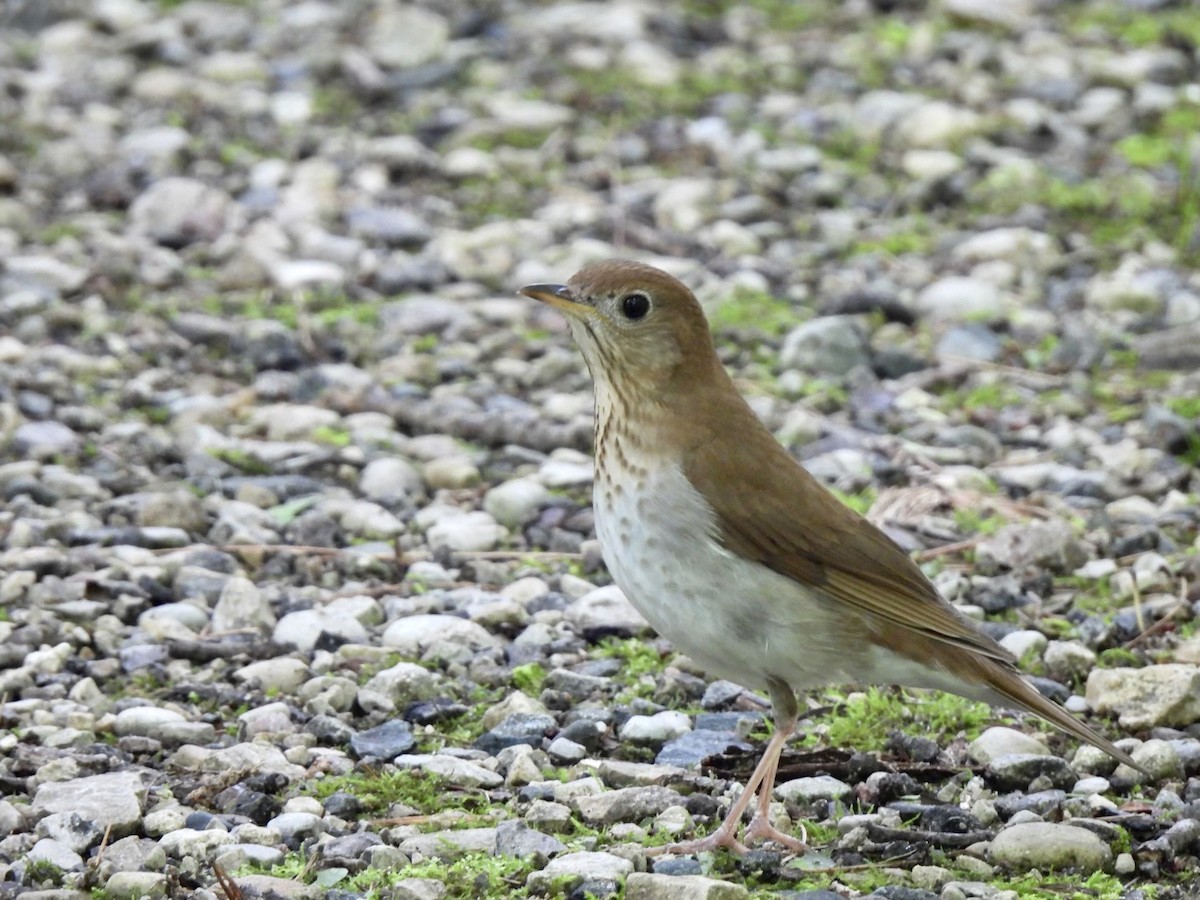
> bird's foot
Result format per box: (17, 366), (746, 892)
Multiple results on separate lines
(742, 813), (808, 855)
(647, 818), (807, 858)
(646, 823), (750, 857)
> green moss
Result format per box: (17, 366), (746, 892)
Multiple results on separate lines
(829, 486), (877, 516)
(711, 288), (799, 337)
(347, 854), (539, 898)
(953, 507), (1004, 536)
(511, 662), (546, 695)
(808, 687), (992, 751)
(209, 447), (272, 475)
(1067, 2), (1200, 47)
(310, 769), (483, 817)
(312, 425), (352, 447)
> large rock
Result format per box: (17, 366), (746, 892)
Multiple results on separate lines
(988, 822), (1112, 871)
(1086, 665), (1200, 730)
(33, 772), (146, 839)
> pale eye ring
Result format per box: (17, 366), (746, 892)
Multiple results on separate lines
(621, 293), (650, 320)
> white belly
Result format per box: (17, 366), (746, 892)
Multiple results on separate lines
(594, 459), (962, 695)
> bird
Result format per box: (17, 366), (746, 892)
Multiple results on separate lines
(520, 259), (1144, 856)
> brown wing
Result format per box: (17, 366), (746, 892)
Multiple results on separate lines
(680, 415), (1012, 665)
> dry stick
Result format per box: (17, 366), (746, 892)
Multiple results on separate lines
(912, 536), (985, 562)
(1123, 577), (1192, 650)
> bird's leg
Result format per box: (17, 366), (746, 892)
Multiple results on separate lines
(648, 679), (807, 857)
(740, 679), (807, 853)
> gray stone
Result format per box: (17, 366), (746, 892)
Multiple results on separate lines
(104, 871), (169, 900)
(968, 727), (1050, 764)
(625, 872), (750, 900)
(399, 827), (497, 861)
(267, 811), (323, 847)
(389, 879), (447, 900)
(36, 811), (103, 853)
(1087, 665), (1200, 730)
(26, 837), (85, 871)
(986, 754), (1077, 791)
(367, 5), (449, 69)
(484, 478), (550, 528)
(495, 819), (567, 859)
(975, 521), (1088, 574)
(915, 277), (1005, 322)
(129, 177), (234, 247)
(351, 720), (415, 759)
(619, 711), (692, 746)
(988, 822), (1112, 871)
(564, 585), (651, 639)
(525, 851), (634, 893)
(936, 324), (1002, 362)
(780, 316), (869, 376)
(274, 605), (370, 653)
(1044, 641), (1097, 681)
(774, 775), (853, 804)
(211, 576), (276, 634)
(425, 510), (503, 551)
(360, 457), (424, 502)
(394, 754), (503, 788)
(363, 661), (440, 705)
(381, 614), (500, 656)
(571, 785), (682, 825)
(234, 658), (311, 693)
(113, 706), (187, 738)
(12, 421), (81, 459)
(32, 771), (146, 838)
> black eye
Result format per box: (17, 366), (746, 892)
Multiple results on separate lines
(621, 293), (650, 320)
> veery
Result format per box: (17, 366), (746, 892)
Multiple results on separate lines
(521, 259), (1142, 856)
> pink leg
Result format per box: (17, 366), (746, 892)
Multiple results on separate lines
(650, 679), (808, 857)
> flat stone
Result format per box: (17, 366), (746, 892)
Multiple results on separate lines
(988, 822), (1112, 871)
(525, 851), (634, 893)
(571, 785), (682, 825)
(625, 872), (749, 899)
(32, 771), (146, 838)
(381, 614), (501, 656)
(774, 775), (853, 804)
(394, 754), (503, 788)
(1087, 665), (1200, 730)
(968, 727), (1050, 764)
(564, 585), (651, 640)
(399, 827), (497, 861)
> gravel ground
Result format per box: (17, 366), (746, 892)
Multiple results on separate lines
(2, 0), (1200, 898)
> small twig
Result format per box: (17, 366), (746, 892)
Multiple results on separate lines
(1123, 577), (1191, 649)
(913, 536), (984, 562)
(212, 862), (244, 900)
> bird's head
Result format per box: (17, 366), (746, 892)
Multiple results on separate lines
(519, 259), (718, 393)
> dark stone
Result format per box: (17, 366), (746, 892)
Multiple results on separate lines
(651, 857), (703, 876)
(1027, 676), (1071, 703)
(404, 697), (469, 725)
(656, 729), (753, 768)
(570, 881), (620, 900)
(216, 786), (282, 825)
(872, 888), (940, 900)
(474, 713), (556, 755)
(320, 832), (383, 862)
(350, 720), (415, 759)
(886, 732), (940, 763)
(305, 715), (356, 745)
(494, 819), (566, 859)
(323, 791), (363, 819)
(994, 789), (1067, 819)
(185, 811), (218, 830)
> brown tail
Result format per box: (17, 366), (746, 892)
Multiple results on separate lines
(978, 657), (1149, 777)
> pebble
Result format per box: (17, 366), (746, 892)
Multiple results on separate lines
(987, 822), (1112, 871)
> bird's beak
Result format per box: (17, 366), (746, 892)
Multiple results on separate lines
(519, 283), (590, 318)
